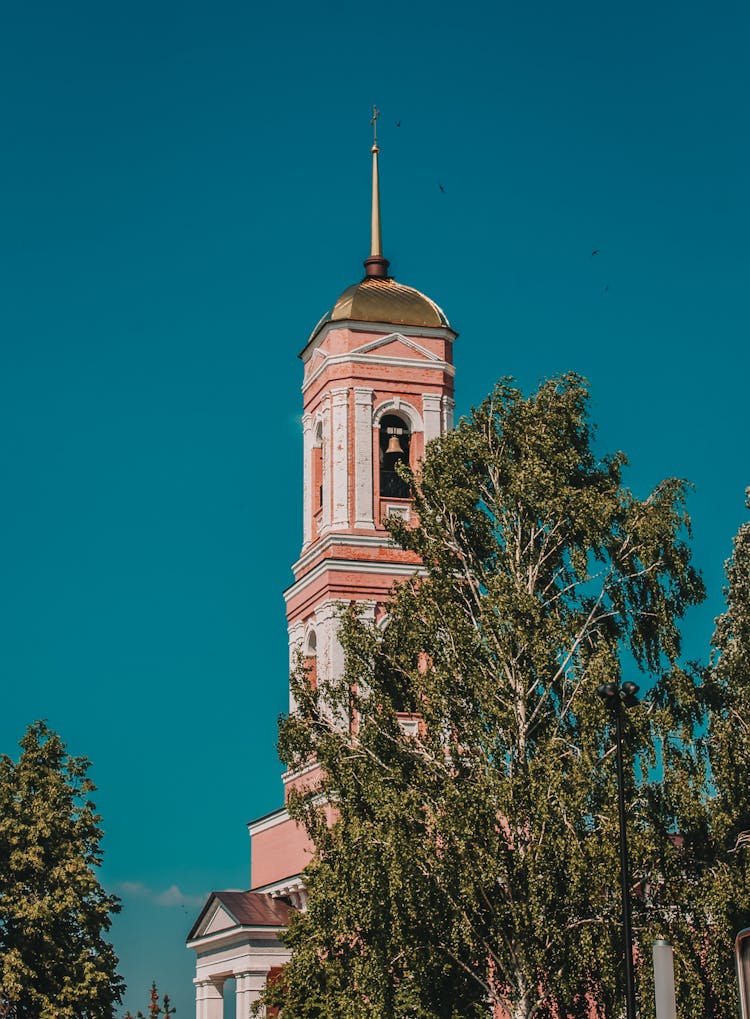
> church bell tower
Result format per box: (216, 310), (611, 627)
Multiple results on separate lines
(187, 112), (457, 1019)
(285, 110), (456, 732)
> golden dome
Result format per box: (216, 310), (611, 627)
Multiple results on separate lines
(304, 126), (452, 346)
(329, 276), (450, 329)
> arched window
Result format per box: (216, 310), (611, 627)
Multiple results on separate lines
(379, 413), (411, 499)
(312, 422), (323, 536)
(375, 609), (391, 632)
(304, 630), (317, 691)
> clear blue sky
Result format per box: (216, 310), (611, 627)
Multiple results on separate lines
(1, 0), (748, 1014)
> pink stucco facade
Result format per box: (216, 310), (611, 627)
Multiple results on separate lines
(250, 813), (314, 890)
(247, 304), (456, 895)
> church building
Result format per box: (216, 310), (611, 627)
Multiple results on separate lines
(186, 119), (458, 1019)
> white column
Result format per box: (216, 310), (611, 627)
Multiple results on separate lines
(330, 387), (350, 529)
(195, 979), (223, 1019)
(422, 393), (442, 444)
(441, 396), (455, 434)
(302, 413), (313, 545)
(238, 971), (269, 1018)
(353, 387), (375, 528)
(235, 972), (252, 1019)
(193, 978), (205, 1019)
(320, 395), (331, 531)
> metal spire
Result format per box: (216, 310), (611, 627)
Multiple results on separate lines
(363, 105), (390, 279)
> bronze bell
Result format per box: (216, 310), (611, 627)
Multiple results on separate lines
(386, 434), (405, 456)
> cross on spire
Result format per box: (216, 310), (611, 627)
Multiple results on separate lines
(370, 104), (380, 150)
(364, 105), (390, 278)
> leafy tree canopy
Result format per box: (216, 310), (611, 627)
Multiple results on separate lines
(694, 491), (750, 1011)
(0, 721), (124, 1018)
(267, 375), (722, 1019)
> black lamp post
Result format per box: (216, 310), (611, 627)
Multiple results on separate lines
(597, 680), (640, 1019)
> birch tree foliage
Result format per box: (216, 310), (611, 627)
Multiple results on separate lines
(694, 493), (750, 1014)
(0, 722), (124, 1018)
(708, 491), (750, 858)
(271, 374), (709, 1019)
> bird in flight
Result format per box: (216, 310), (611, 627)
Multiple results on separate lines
(591, 249), (600, 257)
(439, 183), (446, 193)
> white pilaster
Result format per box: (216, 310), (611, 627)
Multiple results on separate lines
(302, 413), (313, 545)
(330, 387), (350, 529)
(353, 387), (375, 529)
(315, 600), (337, 692)
(320, 395), (331, 531)
(287, 620), (306, 713)
(422, 393), (442, 444)
(441, 396), (455, 433)
(315, 600), (347, 728)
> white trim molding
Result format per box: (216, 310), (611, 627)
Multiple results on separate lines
(353, 387), (375, 529)
(442, 396), (455, 433)
(421, 393), (443, 443)
(302, 413), (313, 545)
(302, 352), (455, 394)
(284, 558), (425, 605)
(248, 806), (289, 838)
(373, 398), (424, 433)
(330, 387), (350, 529)
(291, 531), (395, 576)
(350, 332), (442, 361)
(301, 318), (457, 364)
(320, 397), (331, 531)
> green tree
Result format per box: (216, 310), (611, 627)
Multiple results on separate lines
(268, 375), (713, 1019)
(0, 721), (124, 1017)
(692, 493), (750, 1014)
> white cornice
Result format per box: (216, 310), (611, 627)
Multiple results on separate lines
(248, 807), (289, 837)
(294, 532), (395, 574)
(281, 760), (321, 785)
(302, 351), (455, 394)
(300, 318), (457, 362)
(284, 557), (424, 605)
(252, 875), (306, 898)
(186, 925), (287, 951)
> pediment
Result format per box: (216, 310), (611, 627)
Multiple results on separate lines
(310, 347), (327, 368)
(204, 903), (236, 934)
(350, 333), (440, 362)
(187, 890), (293, 943)
(192, 899), (238, 938)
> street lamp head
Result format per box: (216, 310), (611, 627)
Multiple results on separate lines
(597, 682), (619, 703)
(621, 681), (640, 707)
(596, 681), (641, 709)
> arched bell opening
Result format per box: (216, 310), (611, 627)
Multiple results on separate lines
(379, 414), (411, 499)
